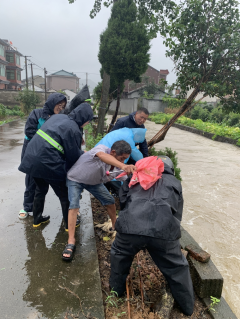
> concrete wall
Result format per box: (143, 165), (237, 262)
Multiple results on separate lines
(109, 97), (167, 114)
(127, 90), (166, 100)
(0, 90), (53, 108)
(47, 75), (79, 93)
(187, 88), (220, 105)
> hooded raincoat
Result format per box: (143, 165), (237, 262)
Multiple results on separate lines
(95, 127), (147, 162)
(115, 163), (183, 240)
(111, 112), (148, 158)
(19, 103), (93, 181)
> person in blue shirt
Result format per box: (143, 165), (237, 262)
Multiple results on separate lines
(19, 93), (67, 219)
(110, 107), (149, 159)
(95, 127), (146, 196)
(95, 127), (147, 163)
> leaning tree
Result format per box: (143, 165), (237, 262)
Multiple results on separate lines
(148, 0), (240, 146)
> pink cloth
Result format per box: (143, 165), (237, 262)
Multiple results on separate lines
(116, 156), (165, 190)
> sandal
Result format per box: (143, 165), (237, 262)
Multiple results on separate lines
(18, 209), (29, 219)
(62, 244), (76, 261)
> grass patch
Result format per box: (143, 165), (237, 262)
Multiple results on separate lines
(150, 113), (240, 145)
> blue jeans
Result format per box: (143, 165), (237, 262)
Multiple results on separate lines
(66, 178), (115, 209)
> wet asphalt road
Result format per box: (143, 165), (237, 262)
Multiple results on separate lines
(0, 120), (104, 319)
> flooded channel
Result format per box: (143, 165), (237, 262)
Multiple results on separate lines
(144, 120), (240, 318)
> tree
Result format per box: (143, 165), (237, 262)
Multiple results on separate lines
(148, 0), (240, 146)
(16, 89), (41, 115)
(98, 0), (150, 131)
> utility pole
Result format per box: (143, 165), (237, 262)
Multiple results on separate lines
(30, 63), (34, 92)
(44, 68), (47, 101)
(24, 56), (31, 90)
(86, 72), (88, 86)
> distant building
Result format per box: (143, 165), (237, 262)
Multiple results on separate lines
(123, 65), (169, 97)
(186, 88), (220, 106)
(0, 39), (23, 90)
(46, 70), (80, 93)
(22, 75), (44, 88)
(64, 89), (76, 102)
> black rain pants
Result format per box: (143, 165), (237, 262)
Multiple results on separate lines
(110, 233), (194, 316)
(21, 139), (36, 212)
(33, 177), (69, 227)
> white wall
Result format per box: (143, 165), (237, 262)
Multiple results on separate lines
(186, 88), (220, 103)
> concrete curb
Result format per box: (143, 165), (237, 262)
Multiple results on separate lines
(76, 190), (105, 319)
(172, 123), (240, 148)
(180, 226), (237, 319)
(0, 117), (24, 127)
(203, 297), (238, 319)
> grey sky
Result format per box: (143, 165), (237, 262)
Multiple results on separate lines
(1, 0), (176, 87)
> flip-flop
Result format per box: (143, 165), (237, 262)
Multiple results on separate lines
(62, 244), (76, 262)
(18, 209), (29, 219)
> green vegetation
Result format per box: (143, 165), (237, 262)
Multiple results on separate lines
(0, 104), (25, 125)
(162, 96), (186, 109)
(150, 113), (240, 145)
(149, 147), (182, 181)
(105, 289), (118, 308)
(85, 123), (105, 151)
(16, 89), (41, 114)
(209, 296), (221, 313)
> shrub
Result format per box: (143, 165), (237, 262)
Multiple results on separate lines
(16, 89), (41, 115)
(0, 104), (6, 119)
(190, 105), (202, 120)
(209, 107), (224, 123)
(224, 112), (240, 127)
(198, 108), (210, 122)
(149, 147), (182, 181)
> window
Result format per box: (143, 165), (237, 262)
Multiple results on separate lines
(0, 44), (4, 57)
(6, 53), (14, 63)
(16, 55), (20, 66)
(0, 64), (5, 77)
(7, 70), (15, 80)
(17, 70), (21, 81)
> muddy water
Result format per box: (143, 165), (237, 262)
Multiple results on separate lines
(143, 120), (240, 318)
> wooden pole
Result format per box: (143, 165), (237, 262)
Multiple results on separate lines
(44, 68), (47, 101)
(25, 56), (28, 90)
(31, 63), (34, 92)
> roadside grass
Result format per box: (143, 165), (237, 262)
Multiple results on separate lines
(150, 113), (240, 145)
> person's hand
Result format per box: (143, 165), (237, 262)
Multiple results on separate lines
(121, 164), (137, 175)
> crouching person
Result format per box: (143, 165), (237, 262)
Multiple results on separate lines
(110, 156), (195, 316)
(63, 140), (136, 261)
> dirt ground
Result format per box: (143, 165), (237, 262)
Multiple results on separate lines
(91, 197), (212, 319)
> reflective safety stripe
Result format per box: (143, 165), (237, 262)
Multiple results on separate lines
(37, 129), (64, 154)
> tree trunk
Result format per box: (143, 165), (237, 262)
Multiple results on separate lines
(107, 85), (121, 133)
(148, 86), (200, 147)
(96, 71), (110, 136)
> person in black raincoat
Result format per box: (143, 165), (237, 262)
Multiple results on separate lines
(18, 103), (93, 231)
(19, 93), (67, 220)
(110, 107), (149, 158)
(109, 157), (195, 316)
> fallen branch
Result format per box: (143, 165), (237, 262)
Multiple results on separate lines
(136, 253), (144, 309)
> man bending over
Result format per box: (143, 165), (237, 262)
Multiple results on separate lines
(62, 140), (136, 261)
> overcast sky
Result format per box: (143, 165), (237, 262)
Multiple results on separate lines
(1, 0), (176, 86)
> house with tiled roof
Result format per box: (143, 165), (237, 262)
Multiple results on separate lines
(46, 69), (80, 93)
(0, 39), (23, 90)
(123, 65), (169, 97)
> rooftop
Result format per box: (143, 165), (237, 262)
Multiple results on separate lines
(49, 70), (78, 78)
